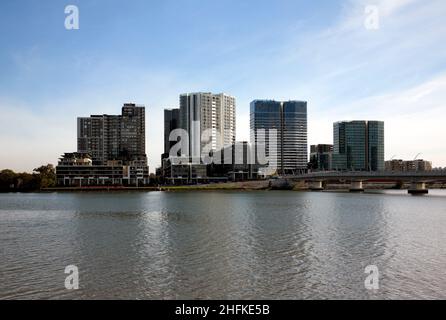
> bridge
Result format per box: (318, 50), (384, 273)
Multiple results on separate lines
(285, 171), (446, 195)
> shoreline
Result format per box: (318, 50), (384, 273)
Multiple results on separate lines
(28, 183), (446, 193)
(2, 179), (445, 193)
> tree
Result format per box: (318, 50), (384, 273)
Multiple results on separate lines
(33, 164), (56, 188)
(0, 169), (16, 191)
(17, 172), (40, 191)
(149, 173), (160, 186)
(0, 163), (56, 192)
(0, 169), (39, 191)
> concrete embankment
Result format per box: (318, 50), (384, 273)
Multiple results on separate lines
(42, 180), (271, 192)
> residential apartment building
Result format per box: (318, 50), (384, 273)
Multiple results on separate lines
(77, 103), (147, 165)
(179, 92), (236, 161)
(385, 159), (433, 172)
(56, 153), (149, 186)
(57, 104), (149, 187)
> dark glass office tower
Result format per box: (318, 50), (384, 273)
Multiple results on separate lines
(332, 121), (384, 171)
(163, 108), (180, 159)
(282, 101), (308, 172)
(367, 121), (385, 171)
(250, 100), (308, 174)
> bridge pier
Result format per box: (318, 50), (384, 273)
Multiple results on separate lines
(290, 171), (445, 193)
(309, 180), (324, 191)
(408, 182), (428, 195)
(349, 180), (364, 192)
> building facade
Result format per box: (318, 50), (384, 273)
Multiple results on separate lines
(58, 104), (149, 187)
(77, 103), (147, 165)
(207, 141), (260, 181)
(120, 104), (146, 161)
(56, 153), (150, 186)
(163, 108), (180, 160)
(310, 144), (333, 171)
(332, 121), (384, 171)
(250, 100), (308, 175)
(385, 159), (433, 172)
(161, 156), (208, 185)
(179, 92), (236, 161)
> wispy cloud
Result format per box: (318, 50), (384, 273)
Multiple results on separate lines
(0, 64), (205, 171)
(252, 0), (446, 166)
(309, 73), (446, 166)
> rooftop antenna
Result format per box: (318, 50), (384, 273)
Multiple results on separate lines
(414, 153), (422, 161)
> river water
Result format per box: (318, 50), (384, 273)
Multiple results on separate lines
(0, 190), (445, 299)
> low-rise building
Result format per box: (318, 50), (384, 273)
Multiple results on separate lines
(56, 153), (149, 186)
(207, 141), (260, 181)
(161, 156), (208, 184)
(385, 159), (433, 172)
(160, 142), (261, 184)
(309, 144), (333, 171)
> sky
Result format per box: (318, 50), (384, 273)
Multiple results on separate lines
(0, 0), (445, 172)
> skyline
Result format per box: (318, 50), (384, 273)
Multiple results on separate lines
(1, 0), (446, 172)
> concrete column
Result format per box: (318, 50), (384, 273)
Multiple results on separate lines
(309, 180), (324, 191)
(408, 182), (428, 195)
(349, 180), (364, 192)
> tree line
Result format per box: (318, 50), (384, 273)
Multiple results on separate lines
(0, 164), (56, 192)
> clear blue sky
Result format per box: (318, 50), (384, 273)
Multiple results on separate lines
(1, 0), (446, 171)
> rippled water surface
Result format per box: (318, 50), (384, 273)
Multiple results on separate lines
(1, 190), (446, 299)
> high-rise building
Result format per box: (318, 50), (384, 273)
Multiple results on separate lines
(310, 144), (333, 171)
(121, 104), (146, 161)
(179, 92), (236, 161)
(250, 100), (308, 174)
(163, 108), (180, 159)
(77, 103), (147, 165)
(57, 103), (149, 187)
(77, 115), (106, 164)
(332, 120), (384, 171)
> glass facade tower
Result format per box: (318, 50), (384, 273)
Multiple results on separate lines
(250, 100), (308, 174)
(332, 121), (384, 171)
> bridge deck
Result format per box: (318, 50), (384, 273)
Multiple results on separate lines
(287, 171), (446, 182)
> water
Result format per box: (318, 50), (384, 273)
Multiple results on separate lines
(0, 190), (445, 300)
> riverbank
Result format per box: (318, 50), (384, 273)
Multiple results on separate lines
(36, 180), (446, 192)
(40, 180), (271, 192)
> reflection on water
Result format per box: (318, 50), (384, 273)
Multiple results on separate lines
(0, 190), (445, 299)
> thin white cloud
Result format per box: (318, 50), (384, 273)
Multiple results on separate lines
(265, 0), (446, 167)
(0, 65), (206, 172)
(309, 73), (446, 167)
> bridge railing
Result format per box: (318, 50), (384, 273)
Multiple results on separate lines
(288, 170), (446, 179)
